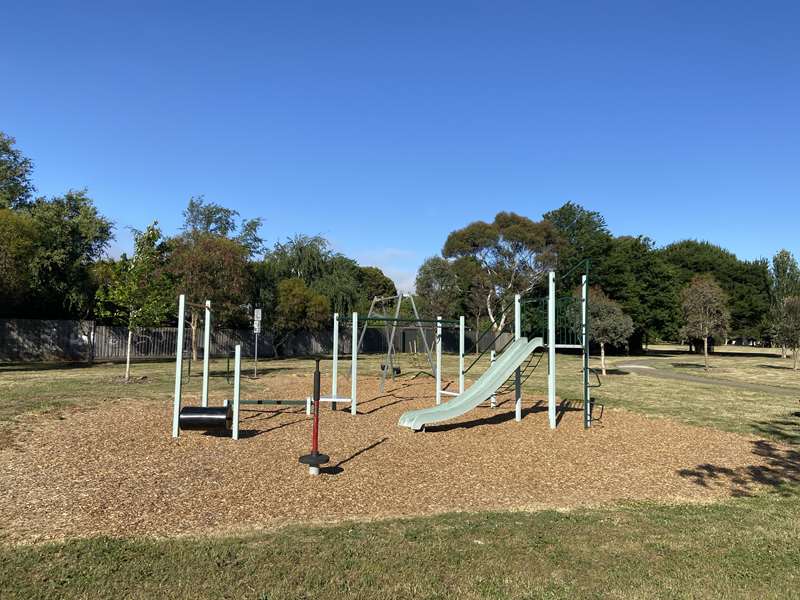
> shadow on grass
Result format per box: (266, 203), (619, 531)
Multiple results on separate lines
(750, 413), (800, 445)
(671, 363), (709, 370)
(759, 364), (797, 371)
(678, 440), (800, 497)
(0, 361), (95, 373)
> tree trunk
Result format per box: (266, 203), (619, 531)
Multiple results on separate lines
(782, 345), (787, 359)
(600, 342), (607, 376)
(703, 336), (709, 372)
(190, 310), (199, 361)
(124, 328), (133, 383)
(794, 348), (798, 371)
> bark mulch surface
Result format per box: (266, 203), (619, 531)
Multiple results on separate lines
(0, 375), (788, 544)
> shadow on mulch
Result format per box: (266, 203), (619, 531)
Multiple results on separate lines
(601, 369), (629, 376)
(355, 382), (430, 416)
(678, 440), (800, 497)
(321, 437), (389, 476)
(425, 399), (587, 432)
(671, 363), (710, 370)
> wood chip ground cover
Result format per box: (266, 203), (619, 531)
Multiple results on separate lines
(0, 376), (792, 544)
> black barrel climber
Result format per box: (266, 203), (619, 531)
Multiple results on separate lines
(179, 405), (233, 431)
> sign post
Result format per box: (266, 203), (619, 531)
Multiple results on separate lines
(253, 308), (262, 378)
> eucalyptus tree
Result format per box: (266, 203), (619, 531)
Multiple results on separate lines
(442, 212), (560, 333)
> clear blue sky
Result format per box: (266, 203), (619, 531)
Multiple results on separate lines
(5, 1), (799, 290)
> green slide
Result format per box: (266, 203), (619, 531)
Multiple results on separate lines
(398, 336), (544, 431)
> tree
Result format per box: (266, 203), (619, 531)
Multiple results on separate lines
(661, 240), (770, 340)
(95, 223), (174, 381)
(588, 288), (634, 375)
(358, 266), (397, 305)
(415, 257), (461, 319)
(182, 195), (263, 256)
(452, 256), (491, 342)
(443, 212), (560, 332)
(769, 250), (800, 357)
(267, 235), (332, 285)
(273, 278), (329, 356)
(313, 255), (362, 316)
(24, 190), (114, 319)
(777, 296), (800, 370)
(543, 202), (612, 287)
(168, 233), (251, 359)
(168, 198), (262, 358)
(0, 209), (39, 312)
(598, 236), (680, 349)
(680, 275), (731, 371)
(0, 132), (35, 209)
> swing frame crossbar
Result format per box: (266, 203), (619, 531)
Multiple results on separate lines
(360, 316), (461, 326)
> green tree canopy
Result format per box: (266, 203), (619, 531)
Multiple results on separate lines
(0, 132), (35, 209)
(182, 195), (263, 256)
(543, 201), (612, 287)
(273, 278), (330, 355)
(23, 190), (114, 318)
(597, 236), (680, 348)
(660, 240), (769, 339)
(0, 209), (39, 312)
(415, 257), (461, 319)
(443, 212), (560, 331)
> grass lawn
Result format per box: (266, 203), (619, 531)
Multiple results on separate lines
(2, 491), (799, 599)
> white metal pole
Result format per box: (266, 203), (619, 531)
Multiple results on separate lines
(351, 312), (358, 415)
(232, 345), (241, 440)
(490, 350), (497, 408)
(435, 316), (442, 405)
(201, 300), (211, 407)
(459, 315), (465, 394)
(548, 271), (557, 429)
(514, 293), (522, 422)
(332, 313), (339, 410)
(172, 294), (185, 438)
(582, 274), (590, 428)
(254, 332), (258, 378)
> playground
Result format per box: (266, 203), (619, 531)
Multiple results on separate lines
(2, 354), (797, 545)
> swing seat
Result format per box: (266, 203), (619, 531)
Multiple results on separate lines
(380, 364), (402, 375)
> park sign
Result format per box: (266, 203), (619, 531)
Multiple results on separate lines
(254, 308), (262, 333)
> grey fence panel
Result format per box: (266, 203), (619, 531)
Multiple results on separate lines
(0, 319), (479, 362)
(0, 319), (92, 361)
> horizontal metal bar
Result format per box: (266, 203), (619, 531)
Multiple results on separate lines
(239, 399), (308, 405)
(319, 397), (353, 403)
(361, 316), (461, 325)
(440, 390), (459, 396)
(553, 344), (583, 349)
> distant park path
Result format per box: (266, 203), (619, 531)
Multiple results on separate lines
(612, 358), (800, 398)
